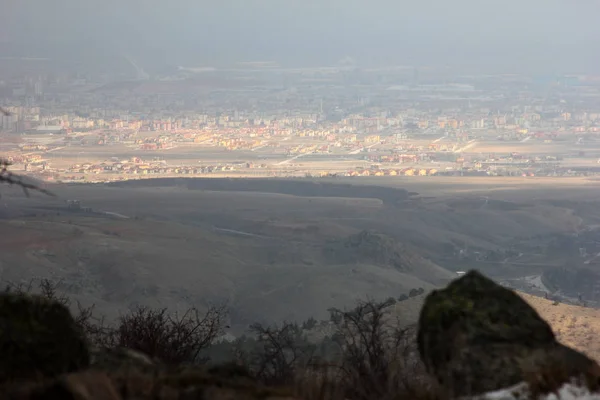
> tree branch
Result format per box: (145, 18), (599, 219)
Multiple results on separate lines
(0, 159), (56, 197)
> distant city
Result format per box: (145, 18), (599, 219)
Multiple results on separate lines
(2, 59), (600, 184)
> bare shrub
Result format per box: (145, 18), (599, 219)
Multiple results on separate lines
(1, 279), (227, 366)
(241, 321), (317, 386)
(233, 298), (437, 400)
(103, 305), (228, 365)
(2, 278), (102, 341)
(327, 298), (433, 400)
(1, 278), (438, 398)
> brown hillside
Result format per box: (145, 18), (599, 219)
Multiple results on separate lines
(519, 293), (600, 363)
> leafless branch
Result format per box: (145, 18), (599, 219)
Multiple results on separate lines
(245, 321), (316, 386)
(2, 278), (100, 340)
(104, 305), (228, 365)
(0, 158), (55, 197)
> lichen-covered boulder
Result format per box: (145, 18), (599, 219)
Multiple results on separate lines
(0, 292), (90, 383)
(417, 270), (600, 397)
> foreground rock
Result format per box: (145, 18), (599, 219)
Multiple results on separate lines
(418, 270), (600, 398)
(0, 292), (89, 384)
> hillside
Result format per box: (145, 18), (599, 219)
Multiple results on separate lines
(519, 293), (600, 362)
(0, 216), (453, 331)
(0, 184), (455, 331)
(1, 178), (600, 334)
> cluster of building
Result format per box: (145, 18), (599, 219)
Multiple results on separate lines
(43, 157), (272, 181)
(3, 95), (600, 138)
(3, 67), (600, 182)
(340, 167), (439, 177)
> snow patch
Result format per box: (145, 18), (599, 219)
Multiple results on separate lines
(472, 382), (600, 400)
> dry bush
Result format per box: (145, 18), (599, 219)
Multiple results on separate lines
(234, 299), (438, 400)
(1, 279), (438, 398)
(327, 298), (434, 400)
(1, 279), (228, 366)
(240, 322), (317, 386)
(2, 278), (103, 341)
(102, 305), (228, 365)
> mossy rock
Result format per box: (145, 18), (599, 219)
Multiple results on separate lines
(0, 292), (90, 383)
(417, 270), (557, 396)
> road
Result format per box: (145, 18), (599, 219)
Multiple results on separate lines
(103, 211), (130, 219)
(479, 196), (489, 209)
(584, 251), (600, 265)
(212, 227), (271, 239)
(437, 257), (559, 268)
(251, 144), (269, 152)
(211, 226), (311, 245)
(453, 139), (478, 154)
(349, 142), (378, 155)
(45, 146), (66, 153)
(275, 152), (313, 166)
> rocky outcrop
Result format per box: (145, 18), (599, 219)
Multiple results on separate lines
(0, 292), (89, 384)
(418, 270), (600, 398)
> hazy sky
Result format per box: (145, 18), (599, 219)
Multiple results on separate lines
(2, 0), (599, 73)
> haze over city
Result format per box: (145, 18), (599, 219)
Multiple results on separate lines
(4, 1), (600, 399)
(2, 0), (600, 73)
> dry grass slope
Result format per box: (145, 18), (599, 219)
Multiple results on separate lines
(520, 293), (600, 363)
